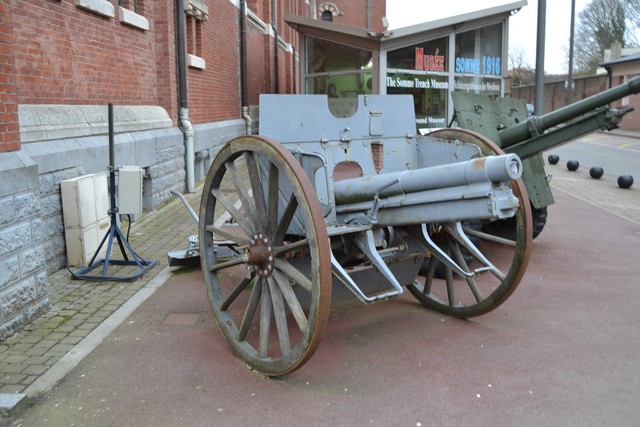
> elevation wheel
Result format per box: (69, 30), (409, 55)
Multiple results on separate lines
(199, 135), (331, 376)
(407, 129), (533, 318)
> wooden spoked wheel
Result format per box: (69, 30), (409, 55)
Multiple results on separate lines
(407, 129), (533, 318)
(199, 135), (331, 376)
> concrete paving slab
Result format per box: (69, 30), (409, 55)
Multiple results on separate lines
(8, 187), (640, 427)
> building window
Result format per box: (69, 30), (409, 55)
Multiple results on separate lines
(319, 3), (340, 20)
(185, 0), (209, 69)
(454, 23), (503, 78)
(304, 37), (372, 116)
(387, 37), (449, 132)
(119, 0), (141, 14)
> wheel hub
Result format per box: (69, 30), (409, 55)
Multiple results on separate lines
(246, 233), (274, 277)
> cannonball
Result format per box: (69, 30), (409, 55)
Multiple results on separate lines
(547, 154), (560, 165)
(566, 160), (579, 171)
(618, 175), (634, 189)
(589, 166), (604, 179)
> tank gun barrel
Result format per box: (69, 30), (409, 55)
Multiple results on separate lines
(498, 75), (640, 148)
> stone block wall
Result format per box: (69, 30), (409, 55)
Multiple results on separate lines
(0, 104), (245, 340)
(0, 153), (49, 339)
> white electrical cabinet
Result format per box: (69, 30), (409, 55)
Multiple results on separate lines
(118, 165), (144, 215)
(61, 172), (110, 266)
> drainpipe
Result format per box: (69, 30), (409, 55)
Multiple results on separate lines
(242, 106), (252, 135)
(240, 0), (251, 134)
(175, 0), (195, 193)
(240, 0), (248, 107)
(292, 44), (297, 93)
(272, 0), (279, 93)
(366, 0), (370, 30)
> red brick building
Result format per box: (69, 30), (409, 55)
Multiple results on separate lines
(0, 0), (386, 339)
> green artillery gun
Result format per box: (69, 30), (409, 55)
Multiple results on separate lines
(450, 75), (640, 237)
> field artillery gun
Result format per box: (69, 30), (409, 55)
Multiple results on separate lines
(199, 94), (532, 376)
(451, 75), (640, 237)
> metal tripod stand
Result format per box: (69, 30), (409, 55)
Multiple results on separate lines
(70, 104), (156, 281)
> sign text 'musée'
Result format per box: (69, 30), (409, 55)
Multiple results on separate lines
(415, 47), (445, 72)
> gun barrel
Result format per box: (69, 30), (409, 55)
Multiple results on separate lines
(333, 154), (522, 205)
(498, 75), (640, 148)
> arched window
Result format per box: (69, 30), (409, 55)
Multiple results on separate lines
(318, 3), (340, 21)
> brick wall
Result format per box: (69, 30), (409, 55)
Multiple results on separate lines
(245, 21), (268, 105)
(12, 1), (159, 107)
(328, 0), (387, 32)
(188, 0), (241, 123)
(0, 2), (20, 152)
(3, 0), (388, 153)
(152, 1), (178, 124)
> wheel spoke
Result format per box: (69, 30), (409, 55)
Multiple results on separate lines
(423, 256), (437, 295)
(237, 277), (262, 342)
(273, 195), (299, 245)
(221, 276), (253, 311)
(463, 227), (517, 247)
(273, 269), (308, 331)
(225, 160), (259, 230)
(268, 276), (291, 355)
(210, 188), (255, 237)
(444, 259), (456, 307)
(274, 238), (309, 256)
(259, 279), (272, 357)
(451, 241), (483, 303)
(274, 258), (312, 292)
(207, 255), (247, 272)
(245, 151), (268, 227)
(205, 224), (250, 246)
(267, 163), (279, 235)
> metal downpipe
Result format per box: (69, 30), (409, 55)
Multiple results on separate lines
(240, 0), (251, 135)
(180, 108), (195, 193)
(271, 0), (279, 93)
(175, 0), (195, 193)
(240, 0), (248, 108)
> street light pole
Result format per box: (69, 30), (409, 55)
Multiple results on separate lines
(535, 0), (546, 115)
(567, 0), (576, 105)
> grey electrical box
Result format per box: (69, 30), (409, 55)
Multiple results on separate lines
(118, 166), (144, 215)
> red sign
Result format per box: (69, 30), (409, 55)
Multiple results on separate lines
(415, 47), (445, 72)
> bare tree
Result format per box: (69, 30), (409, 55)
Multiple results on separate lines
(574, 0), (628, 73)
(626, 0), (640, 29)
(509, 45), (535, 85)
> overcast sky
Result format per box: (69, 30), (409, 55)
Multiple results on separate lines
(386, 0), (589, 74)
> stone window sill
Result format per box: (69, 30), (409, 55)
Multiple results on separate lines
(119, 7), (149, 31)
(75, 0), (115, 18)
(188, 54), (206, 70)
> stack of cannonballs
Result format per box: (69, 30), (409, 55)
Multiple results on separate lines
(546, 154), (634, 189)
